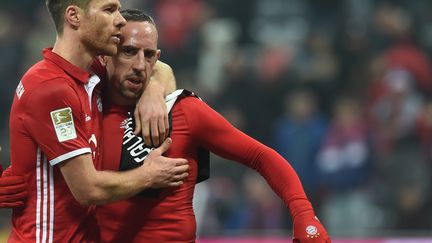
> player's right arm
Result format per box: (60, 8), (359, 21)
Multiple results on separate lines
(59, 138), (188, 205)
(23, 80), (188, 206)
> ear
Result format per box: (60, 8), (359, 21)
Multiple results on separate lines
(64, 5), (82, 29)
(98, 56), (107, 67)
(155, 49), (161, 61)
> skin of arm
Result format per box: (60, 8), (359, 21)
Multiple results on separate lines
(59, 138), (189, 206)
(134, 60), (177, 146)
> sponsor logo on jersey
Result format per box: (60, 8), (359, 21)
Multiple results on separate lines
(16, 81), (25, 99)
(122, 115), (153, 163)
(50, 107), (77, 142)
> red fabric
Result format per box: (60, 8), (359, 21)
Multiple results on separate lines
(155, 0), (204, 50)
(8, 48), (102, 243)
(0, 166), (28, 208)
(98, 96), (320, 242)
(292, 211), (331, 243)
(386, 43), (432, 94)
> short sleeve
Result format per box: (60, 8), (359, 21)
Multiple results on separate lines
(24, 79), (91, 165)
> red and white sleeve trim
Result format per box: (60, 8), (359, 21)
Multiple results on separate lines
(49, 148), (91, 166)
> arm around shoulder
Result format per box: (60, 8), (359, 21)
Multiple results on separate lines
(58, 138), (189, 205)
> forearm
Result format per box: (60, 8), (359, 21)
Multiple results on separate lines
(149, 60), (177, 96)
(86, 167), (153, 205)
(250, 147), (313, 218)
(60, 154), (151, 206)
(186, 98), (313, 218)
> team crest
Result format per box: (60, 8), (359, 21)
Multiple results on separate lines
(50, 107), (77, 142)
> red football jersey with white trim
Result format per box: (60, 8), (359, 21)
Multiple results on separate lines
(8, 49), (103, 243)
(98, 92), (308, 242)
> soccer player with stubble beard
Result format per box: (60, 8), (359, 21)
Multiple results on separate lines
(7, 1), (188, 242)
(97, 9), (331, 243)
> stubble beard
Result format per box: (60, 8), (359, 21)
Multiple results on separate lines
(82, 31), (118, 57)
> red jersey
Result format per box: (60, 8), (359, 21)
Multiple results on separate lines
(98, 90), (308, 242)
(9, 49), (103, 243)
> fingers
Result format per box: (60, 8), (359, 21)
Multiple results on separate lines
(166, 181), (184, 187)
(0, 176), (27, 187)
(0, 190), (28, 201)
(171, 172), (189, 181)
(0, 202), (24, 208)
(133, 109), (142, 136)
(142, 120), (151, 146)
(175, 159), (188, 166)
(150, 119), (159, 147)
(0, 184), (28, 195)
(173, 164), (189, 175)
(164, 115), (169, 140)
(153, 138), (172, 155)
(157, 117), (167, 145)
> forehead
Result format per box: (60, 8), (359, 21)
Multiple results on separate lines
(89, 0), (121, 8)
(121, 21), (158, 48)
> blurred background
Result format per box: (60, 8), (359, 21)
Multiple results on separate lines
(2, 0), (432, 241)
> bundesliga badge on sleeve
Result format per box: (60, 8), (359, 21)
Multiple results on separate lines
(50, 107), (77, 142)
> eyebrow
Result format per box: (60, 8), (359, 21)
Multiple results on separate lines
(121, 45), (157, 55)
(101, 1), (121, 10)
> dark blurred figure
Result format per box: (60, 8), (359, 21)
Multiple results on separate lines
(317, 97), (379, 235)
(271, 90), (327, 194)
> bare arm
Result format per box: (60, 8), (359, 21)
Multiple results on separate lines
(59, 138), (189, 205)
(150, 60), (177, 95)
(134, 61), (177, 147)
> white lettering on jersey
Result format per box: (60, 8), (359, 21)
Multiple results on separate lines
(16, 80), (25, 99)
(50, 107), (77, 142)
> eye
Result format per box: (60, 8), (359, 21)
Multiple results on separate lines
(121, 46), (138, 56)
(104, 7), (115, 13)
(103, 3), (119, 14)
(144, 49), (156, 59)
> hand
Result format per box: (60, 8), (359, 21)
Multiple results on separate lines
(134, 80), (168, 147)
(293, 213), (331, 243)
(0, 165), (28, 208)
(140, 138), (189, 188)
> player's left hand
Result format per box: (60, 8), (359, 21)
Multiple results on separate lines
(0, 165), (29, 208)
(134, 81), (169, 147)
(292, 213), (331, 243)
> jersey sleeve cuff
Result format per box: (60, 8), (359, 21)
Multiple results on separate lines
(49, 148), (92, 166)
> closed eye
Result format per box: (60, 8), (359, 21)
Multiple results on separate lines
(144, 49), (157, 59)
(120, 46), (138, 56)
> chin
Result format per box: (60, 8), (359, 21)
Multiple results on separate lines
(94, 44), (118, 56)
(103, 45), (118, 56)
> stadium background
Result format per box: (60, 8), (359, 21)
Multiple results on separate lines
(1, 0), (432, 241)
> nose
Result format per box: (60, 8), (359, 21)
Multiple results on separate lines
(114, 11), (126, 29)
(132, 51), (146, 73)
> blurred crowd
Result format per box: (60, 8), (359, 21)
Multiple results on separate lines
(1, 0), (432, 238)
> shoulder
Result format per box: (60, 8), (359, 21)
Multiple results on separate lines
(174, 95), (208, 114)
(21, 61), (78, 100)
(23, 59), (68, 84)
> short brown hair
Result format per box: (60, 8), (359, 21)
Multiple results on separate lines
(120, 9), (155, 25)
(45, 0), (91, 34)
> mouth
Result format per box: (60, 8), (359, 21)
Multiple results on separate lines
(111, 33), (122, 44)
(126, 76), (144, 85)
(125, 76), (145, 90)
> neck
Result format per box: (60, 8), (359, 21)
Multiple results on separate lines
(106, 87), (136, 107)
(52, 34), (94, 70)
